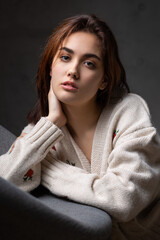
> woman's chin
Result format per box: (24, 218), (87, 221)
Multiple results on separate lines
(58, 96), (79, 106)
(56, 92), (80, 105)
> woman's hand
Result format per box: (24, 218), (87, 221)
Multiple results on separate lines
(46, 82), (67, 128)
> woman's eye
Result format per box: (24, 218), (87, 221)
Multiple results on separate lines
(60, 55), (70, 62)
(84, 61), (95, 69)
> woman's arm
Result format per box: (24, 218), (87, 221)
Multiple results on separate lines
(41, 94), (160, 222)
(0, 82), (66, 192)
(41, 126), (160, 222)
(0, 117), (64, 192)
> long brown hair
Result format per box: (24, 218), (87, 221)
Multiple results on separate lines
(27, 14), (130, 124)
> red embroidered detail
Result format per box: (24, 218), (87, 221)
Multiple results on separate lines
(23, 169), (34, 181)
(52, 146), (56, 151)
(9, 142), (16, 154)
(113, 130), (119, 140)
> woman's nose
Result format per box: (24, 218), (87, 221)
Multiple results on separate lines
(67, 66), (79, 80)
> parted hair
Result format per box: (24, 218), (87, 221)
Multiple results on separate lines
(27, 14), (130, 124)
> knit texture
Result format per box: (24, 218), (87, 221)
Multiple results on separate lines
(0, 117), (63, 191)
(0, 93), (160, 239)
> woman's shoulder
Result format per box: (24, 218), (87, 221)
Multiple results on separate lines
(110, 93), (151, 116)
(101, 93), (152, 130)
(119, 93), (149, 109)
(109, 93), (153, 130)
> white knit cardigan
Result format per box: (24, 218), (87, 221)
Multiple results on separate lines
(0, 93), (160, 240)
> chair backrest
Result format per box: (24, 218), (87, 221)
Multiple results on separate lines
(0, 125), (16, 155)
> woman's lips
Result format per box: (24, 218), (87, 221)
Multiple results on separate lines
(61, 81), (78, 91)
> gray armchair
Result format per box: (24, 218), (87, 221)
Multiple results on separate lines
(0, 125), (112, 240)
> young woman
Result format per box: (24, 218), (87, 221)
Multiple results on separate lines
(0, 14), (160, 239)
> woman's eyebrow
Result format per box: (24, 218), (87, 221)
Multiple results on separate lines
(60, 47), (74, 54)
(60, 47), (101, 61)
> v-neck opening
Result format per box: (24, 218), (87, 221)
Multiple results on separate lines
(62, 126), (91, 172)
(61, 106), (107, 173)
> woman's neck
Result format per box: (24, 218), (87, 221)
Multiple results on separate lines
(62, 102), (102, 138)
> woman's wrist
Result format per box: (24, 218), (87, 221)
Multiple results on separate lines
(46, 115), (64, 128)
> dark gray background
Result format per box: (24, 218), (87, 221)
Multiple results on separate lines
(0, 0), (160, 136)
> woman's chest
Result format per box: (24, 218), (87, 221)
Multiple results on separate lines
(54, 124), (114, 175)
(73, 131), (95, 164)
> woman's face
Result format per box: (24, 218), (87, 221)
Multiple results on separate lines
(50, 31), (105, 107)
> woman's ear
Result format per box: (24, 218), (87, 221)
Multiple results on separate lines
(99, 80), (107, 90)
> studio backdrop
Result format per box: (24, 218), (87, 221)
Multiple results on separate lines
(0, 0), (160, 135)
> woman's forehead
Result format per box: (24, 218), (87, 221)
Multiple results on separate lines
(60, 31), (103, 57)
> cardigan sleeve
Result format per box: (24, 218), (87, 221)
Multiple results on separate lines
(0, 117), (63, 192)
(41, 95), (160, 222)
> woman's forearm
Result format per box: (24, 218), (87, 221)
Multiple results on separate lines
(0, 117), (63, 192)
